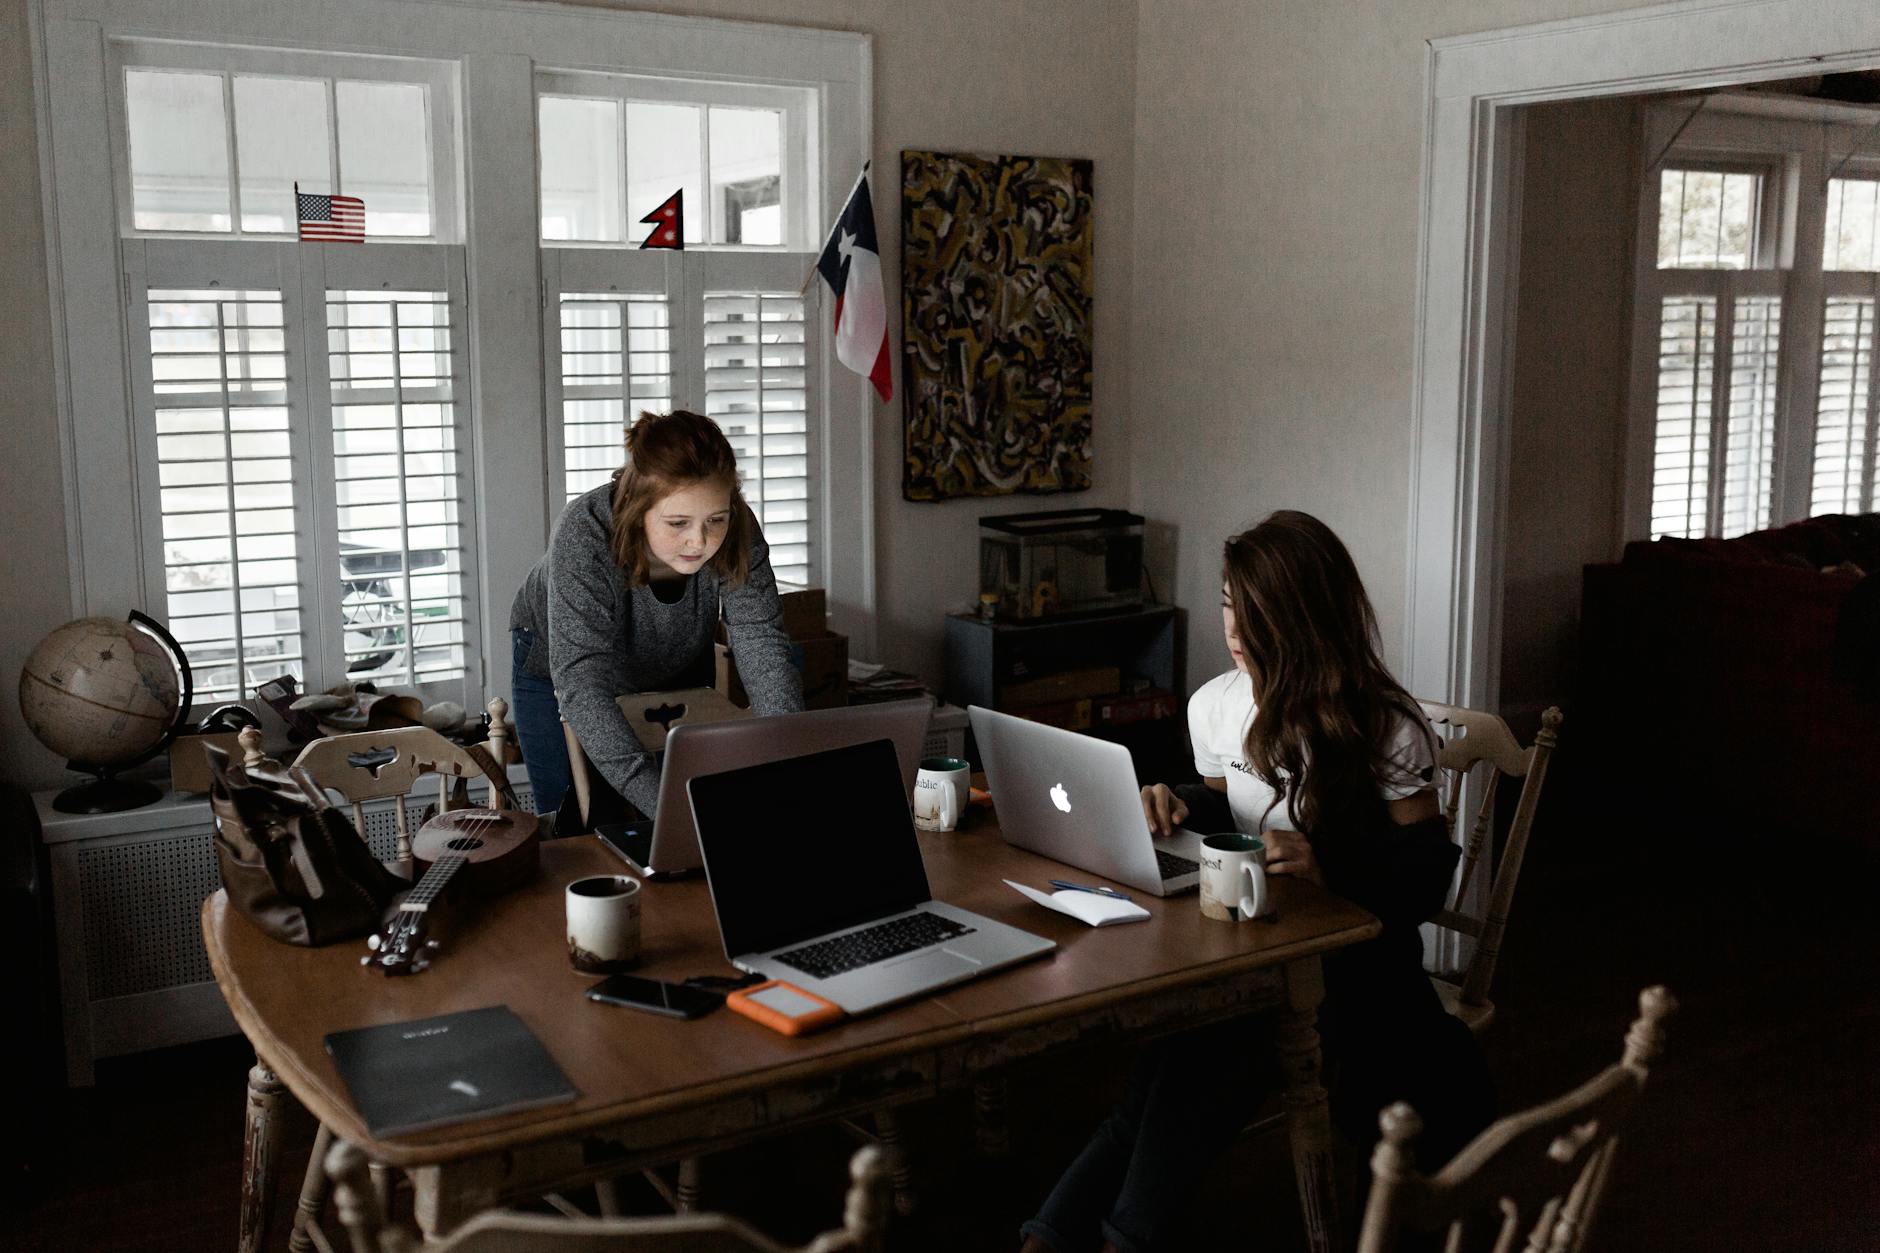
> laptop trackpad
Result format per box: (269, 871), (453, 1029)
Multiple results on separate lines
(882, 947), (980, 982)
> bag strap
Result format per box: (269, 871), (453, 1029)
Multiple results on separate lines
(462, 741), (521, 811)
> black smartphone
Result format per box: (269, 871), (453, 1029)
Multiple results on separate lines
(585, 973), (723, 1019)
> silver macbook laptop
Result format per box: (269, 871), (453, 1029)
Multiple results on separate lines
(600, 699), (933, 878)
(688, 738), (1055, 1015)
(969, 705), (1206, 897)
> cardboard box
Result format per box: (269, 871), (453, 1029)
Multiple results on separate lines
(169, 730), (244, 794)
(717, 630), (849, 711)
(1001, 665), (1120, 708)
(774, 585), (827, 640)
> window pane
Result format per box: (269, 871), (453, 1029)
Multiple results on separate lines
(557, 294), (672, 499)
(704, 291), (810, 586)
(709, 107), (782, 245)
(234, 76), (332, 233)
(1824, 178), (1880, 272)
(329, 290), (465, 685)
(146, 289), (302, 702)
(1657, 169), (1759, 270)
(127, 71), (232, 232)
(627, 102), (703, 246)
(1812, 295), (1875, 515)
(1720, 296), (1780, 538)
(1651, 295), (1716, 538)
(540, 96), (623, 242)
(336, 81), (432, 236)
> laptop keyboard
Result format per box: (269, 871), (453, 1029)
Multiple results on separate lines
(1156, 848), (1200, 880)
(775, 912), (976, 981)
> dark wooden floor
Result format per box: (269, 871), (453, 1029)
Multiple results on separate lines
(5, 741), (1877, 1251)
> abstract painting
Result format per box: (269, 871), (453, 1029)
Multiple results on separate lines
(901, 150), (1094, 501)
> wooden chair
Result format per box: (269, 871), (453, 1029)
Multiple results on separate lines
(286, 699), (519, 871)
(234, 702), (521, 1253)
(1417, 702), (1563, 1034)
(1355, 985), (1676, 1253)
(324, 1139), (892, 1253)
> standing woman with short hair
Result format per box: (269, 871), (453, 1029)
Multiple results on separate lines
(508, 410), (803, 817)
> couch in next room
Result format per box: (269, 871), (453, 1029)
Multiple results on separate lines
(1578, 513), (1880, 843)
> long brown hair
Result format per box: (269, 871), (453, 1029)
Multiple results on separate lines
(609, 410), (752, 587)
(1222, 510), (1427, 837)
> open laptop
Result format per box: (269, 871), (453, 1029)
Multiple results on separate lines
(687, 738), (1055, 1015)
(969, 705), (1206, 897)
(599, 698), (933, 878)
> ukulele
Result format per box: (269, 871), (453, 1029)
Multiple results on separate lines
(362, 807), (540, 976)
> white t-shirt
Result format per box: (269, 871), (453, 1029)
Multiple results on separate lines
(1187, 669), (1438, 835)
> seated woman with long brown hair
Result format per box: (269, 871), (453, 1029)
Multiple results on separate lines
(1020, 510), (1492, 1253)
(508, 410), (803, 818)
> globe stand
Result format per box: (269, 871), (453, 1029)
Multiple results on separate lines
(53, 767), (164, 815)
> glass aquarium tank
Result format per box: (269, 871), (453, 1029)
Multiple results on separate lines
(978, 509), (1146, 620)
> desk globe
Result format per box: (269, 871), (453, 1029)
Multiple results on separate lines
(18, 612), (193, 812)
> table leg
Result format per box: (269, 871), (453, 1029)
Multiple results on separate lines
(287, 1122), (335, 1253)
(239, 1059), (286, 1253)
(1278, 957), (1338, 1253)
(675, 1157), (702, 1213)
(972, 1077), (1012, 1160)
(871, 1109), (917, 1216)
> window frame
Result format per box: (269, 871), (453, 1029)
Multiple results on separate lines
(1622, 101), (1880, 541)
(34, 0), (876, 718)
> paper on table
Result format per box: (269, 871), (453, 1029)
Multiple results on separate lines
(1004, 879), (1150, 927)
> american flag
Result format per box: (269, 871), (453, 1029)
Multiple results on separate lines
(296, 188), (365, 243)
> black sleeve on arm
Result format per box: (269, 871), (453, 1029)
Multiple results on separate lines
(720, 520), (804, 717)
(545, 506), (660, 817)
(1172, 782), (1234, 834)
(1312, 813), (1458, 929)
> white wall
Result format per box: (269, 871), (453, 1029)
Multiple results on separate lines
(0, 0), (1141, 790)
(1499, 96), (1639, 727)
(0, 0), (75, 791)
(1127, 0), (1663, 688)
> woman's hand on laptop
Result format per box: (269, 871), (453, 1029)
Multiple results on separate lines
(1140, 784), (1188, 837)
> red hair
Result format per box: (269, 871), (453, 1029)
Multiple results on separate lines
(608, 410), (752, 587)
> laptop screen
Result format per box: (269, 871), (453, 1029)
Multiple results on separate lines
(687, 738), (933, 958)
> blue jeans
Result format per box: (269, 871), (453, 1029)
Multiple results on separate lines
(510, 628), (571, 817)
(1022, 1016), (1275, 1253)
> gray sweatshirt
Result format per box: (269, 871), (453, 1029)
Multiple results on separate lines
(509, 484), (803, 815)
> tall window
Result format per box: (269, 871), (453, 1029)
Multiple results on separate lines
(40, 0), (872, 707)
(536, 71), (823, 586)
(1630, 105), (1880, 542)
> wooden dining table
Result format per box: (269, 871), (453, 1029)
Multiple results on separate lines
(203, 806), (1379, 1253)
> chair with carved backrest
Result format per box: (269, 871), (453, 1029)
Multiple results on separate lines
(1355, 985), (1676, 1253)
(1417, 702), (1563, 1034)
(324, 1139), (892, 1253)
(232, 700), (521, 1253)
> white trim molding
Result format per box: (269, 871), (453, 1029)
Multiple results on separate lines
(1407, 0), (1880, 713)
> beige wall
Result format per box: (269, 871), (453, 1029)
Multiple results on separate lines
(1499, 97), (1640, 725)
(0, 0), (74, 789)
(0, 0), (1141, 789)
(1127, 0), (1662, 689)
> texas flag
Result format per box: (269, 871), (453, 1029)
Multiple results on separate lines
(815, 164), (892, 402)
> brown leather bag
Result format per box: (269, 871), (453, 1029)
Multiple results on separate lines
(204, 745), (406, 946)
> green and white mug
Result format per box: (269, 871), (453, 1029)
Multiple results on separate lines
(1198, 832), (1271, 922)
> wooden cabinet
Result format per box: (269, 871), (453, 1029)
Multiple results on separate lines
(944, 605), (1184, 774)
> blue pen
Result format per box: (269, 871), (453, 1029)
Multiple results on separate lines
(1050, 878), (1132, 902)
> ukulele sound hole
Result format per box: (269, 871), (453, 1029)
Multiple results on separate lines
(444, 836), (486, 852)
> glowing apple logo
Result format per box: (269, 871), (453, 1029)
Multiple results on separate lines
(1049, 782), (1072, 813)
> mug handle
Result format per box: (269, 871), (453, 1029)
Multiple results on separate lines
(937, 781), (956, 832)
(1239, 861), (1267, 920)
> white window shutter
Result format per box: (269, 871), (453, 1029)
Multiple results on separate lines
(555, 293), (674, 501)
(1720, 295), (1780, 537)
(703, 291), (811, 588)
(1811, 293), (1878, 515)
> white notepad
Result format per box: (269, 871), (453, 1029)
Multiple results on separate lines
(1004, 879), (1150, 927)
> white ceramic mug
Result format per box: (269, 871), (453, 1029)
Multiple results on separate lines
(913, 756), (970, 832)
(566, 874), (643, 973)
(1198, 832), (1271, 922)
